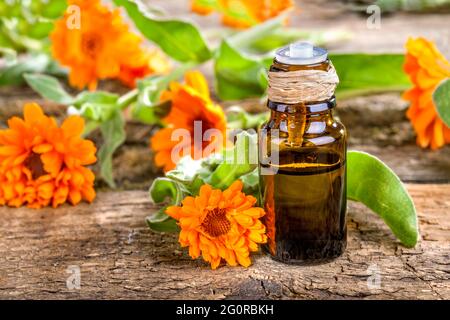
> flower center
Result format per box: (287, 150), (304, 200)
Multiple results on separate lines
(81, 33), (102, 58)
(24, 152), (46, 180)
(201, 207), (231, 238)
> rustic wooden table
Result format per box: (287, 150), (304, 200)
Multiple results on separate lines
(0, 0), (449, 300)
(0, 186), (449, 299)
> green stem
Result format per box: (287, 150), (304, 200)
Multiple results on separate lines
(117, 88), (138, 110)
(116, 62), (199, 113)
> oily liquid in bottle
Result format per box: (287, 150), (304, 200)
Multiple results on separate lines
(261, 149), (346, 263)
(259, 42), (347, 264)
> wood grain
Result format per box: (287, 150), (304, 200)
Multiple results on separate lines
(0, 184), (448, 300)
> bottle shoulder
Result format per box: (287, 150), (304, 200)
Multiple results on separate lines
(260, 116), (346, 150)
(262, 117), (346, 135)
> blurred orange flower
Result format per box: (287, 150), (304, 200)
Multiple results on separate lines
(191, 0), (293, 28)
(166, 181), (267, 269)
(118, 49), (169, 88)
(150, 71), (227, 172)
(51, 0), (170, 90)
(403, 37), (450, 150)
(0, 103), (97, 208)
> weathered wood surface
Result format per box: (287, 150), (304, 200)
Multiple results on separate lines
(0, 184), (448, 300)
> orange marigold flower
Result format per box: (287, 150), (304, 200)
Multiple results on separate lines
(150, 71), (227, 172)
(0, 103), (97, 208)
(191, 0), (293, 28)
(403, 37), (450, 150)
(51, 0), (170, 90)
(166, 181), (267, 269)
(118, 49), (171, 88)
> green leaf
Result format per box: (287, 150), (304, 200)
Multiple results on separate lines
(205, 131), (258, 189)
(0, 53), (51, 86)
(0, 31), (14, 48)
(0, 1), (66, 51)
(226, 106), (269, 129)
(0, 47), (17, 61)
(149, 177), (189, 205)
(132, 100), (170, 125)
(66, 92), (120, 126)
(39, 0), (67, 19)
(137, 75), (170, 105)
(433, 78), (450, 128)
(227, 10), (290, 51)
(24, 73), (74, 104)
(131, 65), (193, 124)
(82, 120), (100, 137)
(0, 17), (46, 51)
(78, 103), (119, 122)
(113, 0), (211, 63)
(146, 177), (189, 232)
(146, 213), (179, 232)
(330, 53), (411, 99)
(347, 150), (418, 247)
(375, 0), (450, 12)
(133, 76), (175, 124)
(98, 109), (126, 188)
(73, 91), (119, 108)
(27, 19), (54, 39)
(239, 167), (260, 196)
(215, 40), (267, 100)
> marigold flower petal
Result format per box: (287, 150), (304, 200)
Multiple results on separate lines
(181, 196), (196, 207)
(32, 144), (53, 154)
(0, 146), (22, 156)
(61, 116), (85, 138)
(166, 205), (183, 220)
(191, 0), (294, 28)
(184, 70), (211, 100)
(69, 189), (82, 206)
(0, 103), (97, 208)
(150, 71), (227, 172)
(403, 37), (450, 150)
(24, 103), (45, 124)
(51, 0), (170, 90)
(81, 185), (96, 203)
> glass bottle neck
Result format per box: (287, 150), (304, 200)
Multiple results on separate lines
(267, 96), (336, 115)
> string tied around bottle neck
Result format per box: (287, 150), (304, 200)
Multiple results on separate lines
(267, 63), (339, 104)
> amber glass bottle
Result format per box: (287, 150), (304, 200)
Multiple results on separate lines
(259, 43), (347, 264)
